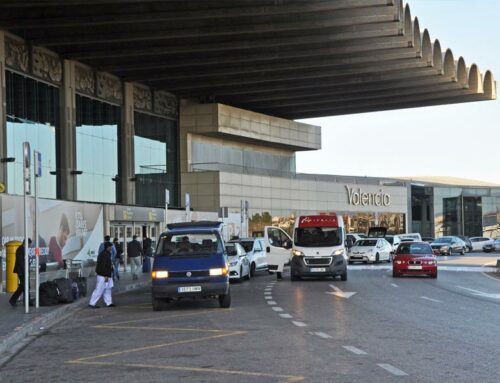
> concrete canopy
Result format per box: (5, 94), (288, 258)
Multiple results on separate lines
(0, 0), (495, 119)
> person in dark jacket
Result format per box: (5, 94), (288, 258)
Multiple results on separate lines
(88, 242), (115, 308)
(9, 239), (33, 307)
(127, 235), (143, 280)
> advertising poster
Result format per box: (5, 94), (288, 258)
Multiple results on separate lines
(1, 195), (103, 270)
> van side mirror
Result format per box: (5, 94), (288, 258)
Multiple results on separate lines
(266, 246), (270, 253)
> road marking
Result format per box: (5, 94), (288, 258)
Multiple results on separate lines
(456, 286), (500, 299)
(280, 313), (293, 319)
(292, 321), (308, 327)
(326, 284), (357, 299)
(343, 346), (367, 355)
(420, 296), (441, 303)
(311, 332), (332, 339)
(267, 300), (277, 305)
(68, 361), (304, 382)
(102, 309), (231, 326)
(391, 283), (399, 288)
(264, 296), (272, 300)
(272, 307), (284, 312)
(377, 364), (408, 376)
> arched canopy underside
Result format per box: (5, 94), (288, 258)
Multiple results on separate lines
(0, 0), (494, 119)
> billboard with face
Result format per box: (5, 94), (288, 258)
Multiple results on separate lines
(1, 195), (103, 270)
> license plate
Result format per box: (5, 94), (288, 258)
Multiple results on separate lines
(178, 286), (202, 293)
(310, 267), (326, 272)
(408, 265), (422, 270)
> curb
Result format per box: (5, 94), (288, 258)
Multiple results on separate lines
(0, 279), (151, 365)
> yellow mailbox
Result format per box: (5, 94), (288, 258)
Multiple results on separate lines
(5, 240), (22, 293)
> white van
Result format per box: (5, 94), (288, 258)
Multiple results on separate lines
(264, 226), (293, 275)
(289, 214), (348, 281)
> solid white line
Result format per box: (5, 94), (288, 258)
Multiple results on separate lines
(391, 283), (399, 288)
(267, 301), (277, 305)
(264, 296), (272, 300)
(343, 346), (367, 355)
(314, 332), (332, 339)
(272, 307), (284, 312)
(420, 296), (441, 303)
(377, 364), (408, 376)
(279, 313), (293, 319)
(456, 286), (486, 294)
(292, 321), (307, 327)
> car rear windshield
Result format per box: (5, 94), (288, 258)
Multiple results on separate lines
(355, 239), (377, 247)
(156, 232), (221, 256)
(239, 241), (254, 252)
(397, 243), (432, 255)
(294, 227), (342, 247)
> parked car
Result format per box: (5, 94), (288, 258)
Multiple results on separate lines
(393, 242), (437, 278)
(151, 222), (230, 311)
(457, 235), (473, 253)
(385, 235), (414, 254)
(469, 237), (495, 251)
(348, 238), (392, 264)
(225, 242), (251, 282)
(228, 237), (268, 276)
(430, 236), (466, 255)
(482, 238), (500, 253)
(399, 233), (423, 242)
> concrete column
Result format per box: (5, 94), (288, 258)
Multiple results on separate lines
(0, 31), (7, 187)
(59, 60), (77, 200)
(120, 82), (135, 204)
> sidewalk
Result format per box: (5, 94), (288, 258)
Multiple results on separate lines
(0, 270), (151, 362)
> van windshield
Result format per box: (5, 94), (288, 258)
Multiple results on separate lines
(294, 227), (342, 247)
(156, 232), (221, 256)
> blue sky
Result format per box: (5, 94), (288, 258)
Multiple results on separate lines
(297, 0), (500, 184)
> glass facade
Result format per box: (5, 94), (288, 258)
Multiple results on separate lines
(6, 71), (58, 199)
(134, 112), (179, 207)
(75, 95), (120, 203)
(191, 139), (296, 177)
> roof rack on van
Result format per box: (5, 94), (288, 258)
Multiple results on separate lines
(166, 221), (223, 230)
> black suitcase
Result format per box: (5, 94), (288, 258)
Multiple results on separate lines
(39, 281), (60, 306)
(73, 277), (88, 297)
(54, 278), (74, 304)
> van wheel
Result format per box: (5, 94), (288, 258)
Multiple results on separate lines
(152, 296), (164, 312)
(340, 270), (347, 281)
(219, 290), (231, 308)
(250, 263), (256, 277)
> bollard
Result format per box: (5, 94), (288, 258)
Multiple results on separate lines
(5, 240), (22, 293)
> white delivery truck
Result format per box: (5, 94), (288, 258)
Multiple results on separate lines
(289, 214), (348, 281)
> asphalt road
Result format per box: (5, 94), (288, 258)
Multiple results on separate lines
(1, 266), (499, 383)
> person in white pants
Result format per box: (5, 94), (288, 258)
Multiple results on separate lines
(89, 241), (116, 308)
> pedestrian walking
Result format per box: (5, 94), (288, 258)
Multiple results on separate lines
(127, 235), (143, 280)
(89, 242), (115, 308)
(142, 237), (153, 273)
(9, 239), (33, 307)
(98, 235), (117, 281)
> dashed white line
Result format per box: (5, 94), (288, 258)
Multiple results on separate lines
(292, 321), (308, 327)
(377, 364), (408, 376)
(280, 313), (293, 319)
(312, 332), (332, 339)
(264, 292), (272, 295)
(420, 296), (441, 303)
(391, 283), (399, 288)
(343, 346), (367, 355)
(264, 296), (272, 300)
(272, 307), (284, 312)
(267, 301), (277, 305)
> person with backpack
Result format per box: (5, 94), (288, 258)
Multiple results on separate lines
(9, 239), (33, 307)
(88, 241), (115, 308)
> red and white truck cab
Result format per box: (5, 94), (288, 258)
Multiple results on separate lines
(290, 214), (348, 281)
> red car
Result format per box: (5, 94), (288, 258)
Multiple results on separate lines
(393, 242), (437, 278)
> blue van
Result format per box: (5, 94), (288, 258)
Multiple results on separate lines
(151, 221), (230, 311)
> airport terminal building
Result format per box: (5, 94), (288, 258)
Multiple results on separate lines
(0, 1), (497, 259)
